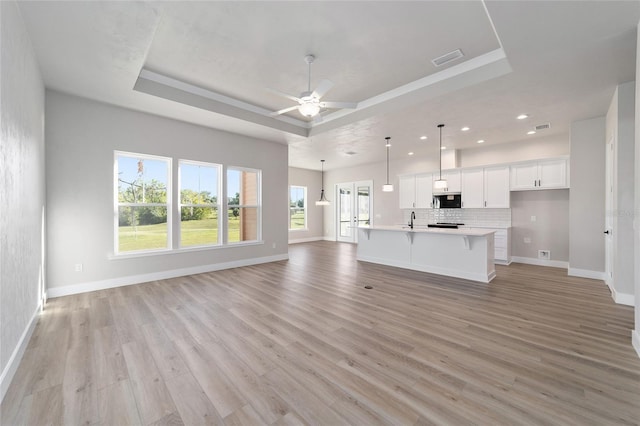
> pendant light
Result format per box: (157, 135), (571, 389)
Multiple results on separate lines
(433, 124), (448, 190)
(382, 137), (394, 192)
(315, 159), (330, 206)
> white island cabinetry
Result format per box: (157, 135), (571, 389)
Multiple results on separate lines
(357, 226), (496, 283)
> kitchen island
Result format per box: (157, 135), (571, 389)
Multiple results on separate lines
(357, 226), (496, 283)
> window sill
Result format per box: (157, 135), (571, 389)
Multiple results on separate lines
(288, 228), (309, 232)
(109, 240), (265, 260)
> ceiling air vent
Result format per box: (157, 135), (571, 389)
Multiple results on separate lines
(535, 123), (551, 131)
(431, 49), (464, 67)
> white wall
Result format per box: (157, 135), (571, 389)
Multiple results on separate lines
(0, 1), (46, 400)
(606, 82), (636, 303)
(569, 116), (606, 275)
(45, 91), (289, 295)
(460, 135), (570, 168)
(288, 167), (323, 242)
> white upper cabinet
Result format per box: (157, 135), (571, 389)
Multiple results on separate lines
(484, 166), (510, 208)
(461, 168), (484, 208)
(399, 175), (416, 209)
(415, 173), (433, 208)
(462, 166), (510, 208)
(399, 174), (433, 209)
(433, 170), (461, 193)
(510, 158), (568, 190)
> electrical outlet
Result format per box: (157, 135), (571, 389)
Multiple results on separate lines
(531, 215), (536, 222)
(524, 237), (531, 244)
(538, 250), (550, 260)
(272, 243), (276, 249)
(74, 263), (83, 272)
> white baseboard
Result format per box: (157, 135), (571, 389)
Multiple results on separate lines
(633, 329), (640, 359)
(612, 289), (635, 306)
(47, 253), (289, 298)
(288, 236), (324, 244)
(567, 267), (607, 280)
(511, 256), (568, 269)
(1, 305), (40, 403)
(323, 236), (337, 242)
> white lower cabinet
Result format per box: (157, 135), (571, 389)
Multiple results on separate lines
(492, 228), (511, 264)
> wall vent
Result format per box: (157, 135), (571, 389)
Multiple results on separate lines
(535, 123), (551, 131)
(431, 49), (464, 67)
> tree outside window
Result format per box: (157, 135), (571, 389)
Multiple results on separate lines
(289, 186), (306, 230)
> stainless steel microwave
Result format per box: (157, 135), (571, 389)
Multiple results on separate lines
(433, 193), (462, 209)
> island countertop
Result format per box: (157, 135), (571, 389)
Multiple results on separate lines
(358, 225), (495, 237)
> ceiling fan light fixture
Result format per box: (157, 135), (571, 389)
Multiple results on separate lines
(299, 102), (320, 117)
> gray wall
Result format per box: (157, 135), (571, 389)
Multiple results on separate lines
(569, 116), (606, 272)
(0, 1), (46, 397)
(288, 167), (323, 242)
(45, 91), (288, 292)
(511, 190), (570, 262)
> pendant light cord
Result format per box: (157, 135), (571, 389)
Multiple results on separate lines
(385, 137), (391, 184)
(438, 124), (444, 180)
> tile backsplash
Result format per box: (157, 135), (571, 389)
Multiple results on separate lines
(402, 208), (511, 228)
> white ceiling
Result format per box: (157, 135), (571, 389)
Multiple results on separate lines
(17, 1), (640, 171)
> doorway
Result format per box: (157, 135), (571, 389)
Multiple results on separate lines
(336, 180), (373, 243)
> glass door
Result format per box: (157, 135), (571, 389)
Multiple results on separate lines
(336, 180), (373, 243)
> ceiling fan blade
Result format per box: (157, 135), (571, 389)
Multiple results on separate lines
(319, 101), (357, 110)
(270, 105), (300, 116)
(266, 87), (302, 103)
(311, 79), (334, 99)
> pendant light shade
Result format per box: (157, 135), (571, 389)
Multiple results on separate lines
(434, 124), (448, 190)
(382, 136), (394, 192)
(315, 160), (330, 206)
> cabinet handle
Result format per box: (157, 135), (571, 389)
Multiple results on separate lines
(484, 201), (487, 207)
(538, 179), (541, 186)
(534, 180), (537, 187)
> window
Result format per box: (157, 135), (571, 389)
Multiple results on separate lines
(179, 160), (220, 247)
(115, 152), (171, 253)
(227, 167), (261, 243)
(289, 186), (307, 230)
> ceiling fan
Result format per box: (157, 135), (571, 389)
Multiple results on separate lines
(268, 54), (357, 119)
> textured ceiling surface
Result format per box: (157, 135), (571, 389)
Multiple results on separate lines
(17, 1), (640, 170)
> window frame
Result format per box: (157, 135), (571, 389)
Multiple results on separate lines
(226, 166), (262, 245)
(288, 185), (308, 231)
(114, 151), (172, 255)
(178, 159), (222, 249)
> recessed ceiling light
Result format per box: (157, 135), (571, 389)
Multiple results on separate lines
(477, 139), (485, 144)
(517, 114), (528, 120)
(441, 146), (446, 150)
(420, 136), (427, 140)
(345, 151), (357, 155)
(461, 126), (470, 131)
(527, 130), (536, 135)
(408, 152), (414, 156)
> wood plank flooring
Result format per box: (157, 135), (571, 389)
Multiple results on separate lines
(2, 241), (639, 425)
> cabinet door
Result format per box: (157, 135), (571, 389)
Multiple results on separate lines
(510, 162), (538, 190)
(398, 175), (416, 209)
(484, 166), (510, 208)
(461, 169), (484, 208)
(538, 159), (568, 188)
(434, 170), (461, 193)
(415, 173), (433, 208)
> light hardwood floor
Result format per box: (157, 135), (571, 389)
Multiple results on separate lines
(2, 241), (639, 425)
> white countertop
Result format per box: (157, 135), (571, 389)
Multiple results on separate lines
(358, 225), (495, 237)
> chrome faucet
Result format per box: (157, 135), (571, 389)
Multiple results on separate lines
(409, 211), (416, 229)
